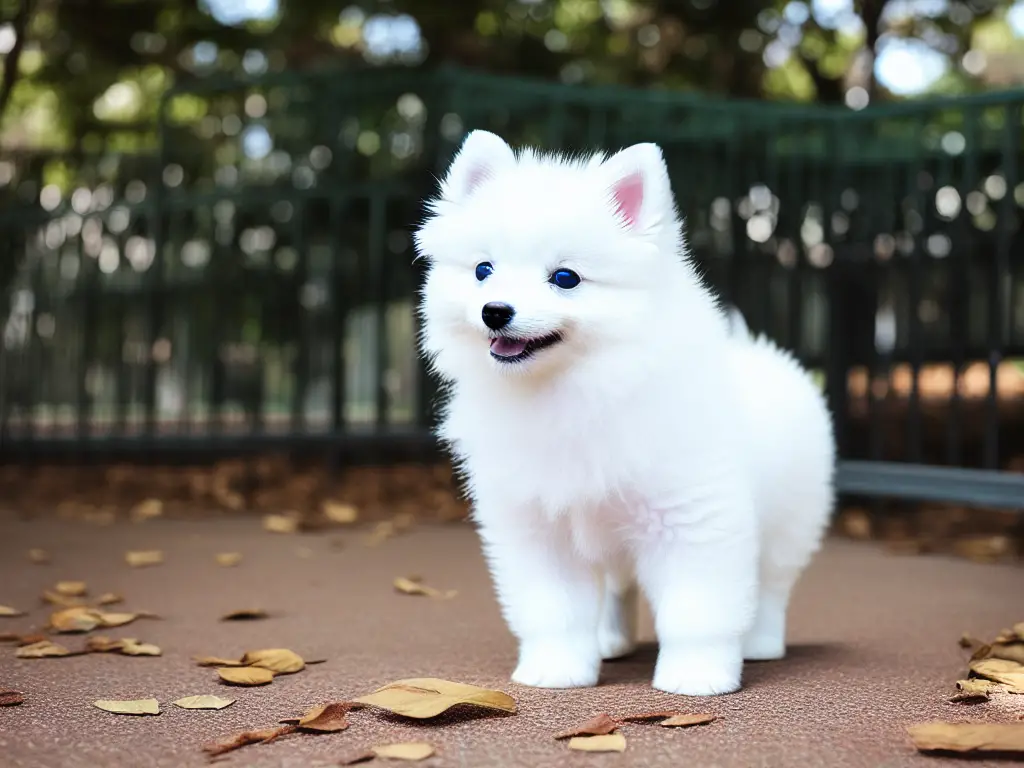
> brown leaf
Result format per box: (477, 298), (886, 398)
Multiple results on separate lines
(0, 605), (24, 617)
(97, 593), (124, 606)
(363, 521), (396, 547)
(0, 690), (24, 706)
(393, 577), (456, 600)
(194, 655), (246, 667)
(554, 713), (619, 739)
(908, 722), (1024, 754)
(949, 679), (998, 703)
(130, 498), (163, 522)
(240, 648), (305, 674)
(281, 702), (353, 732)
(218, 667), (274, 686)
(16, 640), (79, 658)
(342, 743), (436, 765)
(216, 552), (242, 567)
(118, 639), (162, 656)
(263, 513), (299, 534)
(568, 734), (627, 753)
(323, 500), (359, 524)
(203, 726), (297, 757)
(55, 581), (87, 597)
(970, 658), (1024, 689)
(618, 711), (682, 722)
(991, 643), (1024, 665)
(661, 713), (718, 728)
(354, 677), (516, 719)
(970, 643), (993, 662)
(93, 698), (161, 716)
(125, 550), (163, 567)
(221, 608), (268, 621)
(5, 633), (46, 646)
(41, 590), (83, 607)
(28, 549), (50, 564)
(49, 607), (102, 633)
(173, 695), (235, 710)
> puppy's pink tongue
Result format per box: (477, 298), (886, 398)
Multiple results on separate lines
(491, 338), (527, 357)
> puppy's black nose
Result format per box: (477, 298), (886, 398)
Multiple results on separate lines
(482, 302), (515, 330)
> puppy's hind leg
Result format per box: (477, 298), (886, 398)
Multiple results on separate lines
(741, 572), (795, 662)
(598, 566), (638, 661)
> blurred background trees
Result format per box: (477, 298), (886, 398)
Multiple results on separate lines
(2, 0), (1024, 154)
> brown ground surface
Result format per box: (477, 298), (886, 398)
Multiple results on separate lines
(0, 518), (1021, 768)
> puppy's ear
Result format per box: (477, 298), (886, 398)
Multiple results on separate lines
(441, 130), (516, 204)
(600, 143), (673, 234)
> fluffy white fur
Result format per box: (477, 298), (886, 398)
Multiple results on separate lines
(414, 131), (835, 696)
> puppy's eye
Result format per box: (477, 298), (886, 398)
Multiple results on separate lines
(549, 268), (581, 290)
(475, 262), (494, 282)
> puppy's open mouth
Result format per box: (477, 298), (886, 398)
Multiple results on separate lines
(489, 332), (563, 363)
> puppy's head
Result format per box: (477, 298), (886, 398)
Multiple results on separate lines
(415, 130), (683, 384)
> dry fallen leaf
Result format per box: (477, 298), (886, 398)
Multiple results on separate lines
(618, 711), (683, 722)
(16, 640), (79, 658)
(4, 633), (46, 646)
(241, 648), (305, 674)
(55, 581), (87, 597)
(950, 679), (999, 703)
(93, 698), (161, 716)
(221, 608), (268, 621)
(661, 713), (718, 728)
(342, 743), (436, 765)
(173, 695), (236, 710)
(216, 552), (243, 567)
(41, 590), (83, 607)
(0, 690), (24, 706)
(908, 722), (1024, 754)
(991, 644), (1024, 665)
(130, 498), (163, 522)
(281, 702), (357, 732)
(194, 655), (246, 667)
(970, 658), (1024, 690)
(218, 667), (275, 686)
(568, 734), (627, 753)
(354, 677), (516, 719)
(125, 550), (163, 567)
(323, 501), (359, 524)
(0, 605), (24, 617)
(554, 713), (619, 739)
(49, 607), (102, 633)
(393, 577), (456, 600)
(203, 726), (297, 757)
(28, 548), (49, 564)
(117, 639), (162, 657)
(363, 521), (396, 547)
(263, 513), (300, 534)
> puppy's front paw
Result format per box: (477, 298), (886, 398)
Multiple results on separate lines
(512, 637), (601, 689)
(653, 640), (743, 696)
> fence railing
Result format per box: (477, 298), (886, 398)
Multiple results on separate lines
(1, 66), (1023, 508)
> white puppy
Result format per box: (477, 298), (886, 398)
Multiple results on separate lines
(414, 131), (835, 696)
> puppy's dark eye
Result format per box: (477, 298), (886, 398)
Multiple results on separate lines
(475, 262), (494, 281)
(550, 268), (581, 290)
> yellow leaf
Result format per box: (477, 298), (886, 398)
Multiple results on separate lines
(97, 593), (123, 606)
(118, 639), (162, 656)
(908, 722), (1024, 754)
(949, 679), (998, 703)
(49, 607), (103, 633)
(218, 666), (274, 686)
(41, 590), (83, 607)
(130, 498), (163, 522)
(93, 698), (161, 716)
(28, 549), (49, 564)
(215, 552), (242, 567)
(970, 658), (1024, 689)
(220, 608), (268, 621)
(55, 581), (87, 597)
(173, 695), (236, 710)
(263, 513), (299, 534)
(241, 648), (305, 674)
(96, 611), (143, 628)
(373, 743), (436, 761)
(393, 577), (455, 599)
(194, 655), (246, 667)
(125, 550), (163, 567)
(354, 677), (516, 719)
(661, 713), (718, 728)
(568, 734), (627, 753)
(323, 501), (359, 524)
(0, 605), (24, 617)
(16, 640), (77, 658)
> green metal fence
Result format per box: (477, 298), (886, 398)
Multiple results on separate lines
(1, 66), (1023, 507)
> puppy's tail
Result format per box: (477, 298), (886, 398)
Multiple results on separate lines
(724, 304), (752, 342)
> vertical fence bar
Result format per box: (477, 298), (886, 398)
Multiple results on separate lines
(906, 115), (926, 464)
(76, 221), (96, 442)
(145, 108), (168, 443)
(291, 198), (310, 434)
(329, 194), (347, 438)
(824, 116), (849, 457)
(369, 191), (389, 430)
